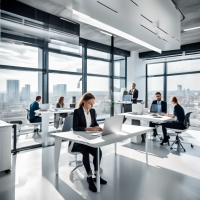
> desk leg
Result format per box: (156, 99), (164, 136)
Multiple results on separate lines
(146, 133), (148, 165)
(55, 137), (62, 175)
(96, 147), (100, 192)
(115, 143), (117, 154)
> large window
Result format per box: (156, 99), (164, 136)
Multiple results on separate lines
(0, 69), (42, 123)
(87, 60), (109, 75)
(87, 76), (110, 119)
(0, 37), (128, 151)
(147, 77), (164, 109)
(167, 74), (200, 126)
(49, 52), (82, 72)
(0, 42), (41, 69)
(49, 74), (82, 107)
(147, 58), (200, 126)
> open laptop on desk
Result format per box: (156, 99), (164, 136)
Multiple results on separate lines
(129, 104), (143, 115)
(87, 115), (124, 136)
(40, 104), (50, 111)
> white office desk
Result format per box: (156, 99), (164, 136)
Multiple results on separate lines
(119, 113), (174, 143)
(119, 112), (174, 123)
(52, 124), (153, 192)
(0, 120), (13, 173)
(35, 109), (74, 147)
(114, 101), (132, 105)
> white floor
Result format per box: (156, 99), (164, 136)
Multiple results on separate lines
(1, 129), (200, 200)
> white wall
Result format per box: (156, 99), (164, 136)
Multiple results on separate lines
(127, 51), (146, 101)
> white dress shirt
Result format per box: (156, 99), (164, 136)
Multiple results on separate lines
(83, 107), (92, 128)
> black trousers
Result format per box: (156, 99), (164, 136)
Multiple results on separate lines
(72, 144), (102, 175)
(149, 122), (158, 136)
(161, 121), (185, 139)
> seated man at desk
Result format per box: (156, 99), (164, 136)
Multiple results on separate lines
(30, 96), (42, 123)
(149, 92), (167, 137)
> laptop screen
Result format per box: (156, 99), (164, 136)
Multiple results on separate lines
(123, 95), (132, 101)
(152, 104), (162, 113)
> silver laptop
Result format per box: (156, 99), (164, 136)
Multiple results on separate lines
(123, 95), (132, 102)
(90, 115), (124, 136)
(40, 104), (50, 111)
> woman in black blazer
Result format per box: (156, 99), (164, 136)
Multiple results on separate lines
(72, 93), (107, 192)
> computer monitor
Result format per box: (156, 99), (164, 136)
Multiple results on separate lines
(152, 104), (162, 113)
(123, 95), (132, 102)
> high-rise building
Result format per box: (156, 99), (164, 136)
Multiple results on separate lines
(57, 84), (67, 97)
(21, 84), (31, 101)
(177, 85), (182, 95)
(7, 80), (19, 102)
(53, 84), (67, 97)
(0, 93), (6, 102)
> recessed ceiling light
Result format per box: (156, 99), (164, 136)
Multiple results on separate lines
(184, 26), (200, 31)
(71, 9), (161, 53)
(100, 31), (112, 36)
(50, 39), (66, 45)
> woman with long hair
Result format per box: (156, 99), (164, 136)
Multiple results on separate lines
(56, 96), (66, 118)
(72, 92), (107, 192)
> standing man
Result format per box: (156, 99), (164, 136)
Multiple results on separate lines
(30, 96), (42, 123)
(150, 92), (167, 137)
(129, 83), (138, 104)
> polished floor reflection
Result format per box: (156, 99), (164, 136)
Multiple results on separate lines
(1, 128), (200, 200)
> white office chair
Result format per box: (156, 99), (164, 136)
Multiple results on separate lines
(166, 112), (193, 152)
(62, 114), (103, 176)
(26, 109), (41, 136)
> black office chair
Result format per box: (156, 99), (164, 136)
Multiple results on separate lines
(167, 112), (193, 152)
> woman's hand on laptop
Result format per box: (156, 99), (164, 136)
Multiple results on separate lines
(95, 126), (103, 131)
(85, 127), (103, 131)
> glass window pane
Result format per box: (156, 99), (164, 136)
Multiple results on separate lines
(167, 74), (200, 126)
(114, 79), (125, 115)
(49, 74), (82, 107)
(87, 60), (109, 75)
(114, 55), (125, 60)
(148, 77), (164, 108)
(87, 76), (110, 119)
(0, 42), (40, 69)
(167, 59), (200, 74)
(0, 69), (42, 148)
(49, 52), (82, 72)
(114, 60), (125, 77)
(48, 43), (82, 55)
(87, 49), (110, 60)
(148, 63), (164, 75)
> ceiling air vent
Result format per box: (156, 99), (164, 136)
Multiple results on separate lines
(24, 20), (48, 31)
(1, 13), (23, 24)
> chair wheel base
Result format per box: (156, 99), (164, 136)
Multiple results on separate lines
(170, 147), (173, 150)
(184, 149), (186, 152)
(191, 144), (194, 148)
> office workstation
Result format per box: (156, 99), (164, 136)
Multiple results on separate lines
(0, 0), (200, 199)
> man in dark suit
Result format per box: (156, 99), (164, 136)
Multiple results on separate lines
(150, 92), (167, 137)
(129, 83), (138, 104)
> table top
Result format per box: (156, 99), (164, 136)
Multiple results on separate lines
(35, 109), (74, 114)
(51, 124), (153, 148)
(114, 101), (132, 104)
(119, 112), (174, 123)
(0, 120), (13, 128)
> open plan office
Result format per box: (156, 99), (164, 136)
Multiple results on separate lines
(0, 0), (200, 200)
